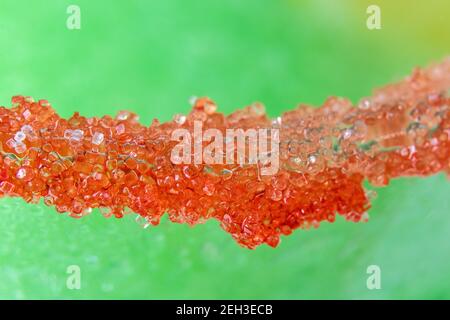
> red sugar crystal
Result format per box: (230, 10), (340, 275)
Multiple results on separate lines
(1, 58), (450, 248)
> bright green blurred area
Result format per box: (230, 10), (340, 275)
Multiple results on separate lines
(0, 0), (450, 299)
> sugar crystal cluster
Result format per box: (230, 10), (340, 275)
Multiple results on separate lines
(1, 58), (450, 248)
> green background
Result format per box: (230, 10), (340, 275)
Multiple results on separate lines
(0, 0), (449, 299)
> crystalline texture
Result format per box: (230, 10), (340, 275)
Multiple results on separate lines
(0, 58), (450, 248)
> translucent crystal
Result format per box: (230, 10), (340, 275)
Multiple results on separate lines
(64, 129), (73, 139)
(308, 154), (317, 164)
(342, 128), (353, 140)
(358, 98), (371, 110)
(21, 125), (34, 134)
(14, 131), (26, 142)
(115, 124), (125, 135)
(14, 142), (27, 154)
(71, 129), (84, 141)
(22, 109), (31, 119)
(6, 138), (17, 148)
(173, 114), (186, 125)
(92, 132), (104, 145)
(16, 168), (26, 179)
(116, 111), (130, 120)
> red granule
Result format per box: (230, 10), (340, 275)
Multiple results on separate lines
(1, 58), (450, 248)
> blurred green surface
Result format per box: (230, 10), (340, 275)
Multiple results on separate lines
(0, 0), (449, 299)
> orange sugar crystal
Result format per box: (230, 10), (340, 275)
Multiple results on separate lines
(1, 57), (450, 248)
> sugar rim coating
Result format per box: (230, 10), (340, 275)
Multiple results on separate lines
(0, 57), (449, 248)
